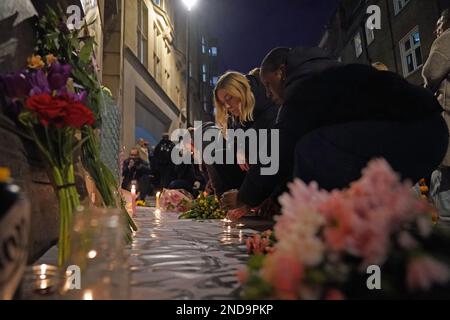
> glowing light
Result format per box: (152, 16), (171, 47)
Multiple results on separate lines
(182, 0), (198, 11)
(39, 264), (48, 275)
(83, 290), (93, 300)
(155, 191), (161, 209)
(87, 250), (97, 259)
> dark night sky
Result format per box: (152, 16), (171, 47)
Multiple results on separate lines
(198, 0), (340, 74)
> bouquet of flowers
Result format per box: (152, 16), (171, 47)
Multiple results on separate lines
(1, 54), (94, 266)
(179, 192), (226, 220)
(160, 189), (193, 213)
(239, 159), (450, 300)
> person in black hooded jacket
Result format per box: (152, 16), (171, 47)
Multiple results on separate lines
(221, 47), (449, 213)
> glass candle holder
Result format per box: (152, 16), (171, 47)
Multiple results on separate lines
(18, 264), (62, 300)
(61, 205), (130, 300)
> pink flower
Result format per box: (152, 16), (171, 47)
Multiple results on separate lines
(246, 233), (272, 255)
(406, 256), (450, 292)
(263, 254), (304, 300)
(320, 192), (356, 252)
(237, 268), (249, 284)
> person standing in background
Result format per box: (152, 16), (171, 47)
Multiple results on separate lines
(135, 138), (150, 163)
(423, 9), (450, 220)
(154, 133), (175, 188)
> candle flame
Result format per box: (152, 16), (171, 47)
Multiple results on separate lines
(83, 290), (94, 300)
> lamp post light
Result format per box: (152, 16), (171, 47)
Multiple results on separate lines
(182, 0), (198, 127)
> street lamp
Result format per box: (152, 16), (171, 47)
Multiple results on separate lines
(182, 0), (198, 127)
(182, 0), (198, 11)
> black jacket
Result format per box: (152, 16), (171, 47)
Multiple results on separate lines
(238, 47), (443, 207)
(199, 123), (246, 196)
(231, 74), (278, 131)
(121, 158), (152, 190)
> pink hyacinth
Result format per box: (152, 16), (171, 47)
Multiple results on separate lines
(406, 256), (450, 292)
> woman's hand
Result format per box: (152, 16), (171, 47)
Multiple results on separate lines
(236, 150), (250, 172)
(227, 206), (250, 221)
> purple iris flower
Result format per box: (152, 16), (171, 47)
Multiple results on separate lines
(29, 69), (51, 95)
(48, 62), (72, 91)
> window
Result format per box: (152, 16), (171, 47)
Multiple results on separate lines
(201, 37), (207, 54)
(137, 0), (149, 68)
(365, 23), (375, 45)
(393, 0), (410, 15)
(400, 26), (423, 76)
(153, 0), (161, 6)
(201, 64), (207, 83)
(354, 32), (363, 58)
(210, 47), (218, 56)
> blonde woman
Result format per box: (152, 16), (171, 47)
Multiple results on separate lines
(214, 70), (277, 131)
(214, 70), (277, 171)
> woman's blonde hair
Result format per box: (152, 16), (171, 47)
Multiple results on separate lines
(213, 71), (255, 131)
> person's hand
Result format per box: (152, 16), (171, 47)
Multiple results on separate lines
(227, 206), (250, 221)
(236, 150), (250, 172)
(220, 189), (240, 210)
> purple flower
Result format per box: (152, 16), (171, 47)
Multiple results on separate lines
(29, 69), (50, 95)
(0, 72), (31, 98)
(48, 62), (72, 91)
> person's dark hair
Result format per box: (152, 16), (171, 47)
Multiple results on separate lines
(260, 47), (291, 73)
(442, 8), (450, 25)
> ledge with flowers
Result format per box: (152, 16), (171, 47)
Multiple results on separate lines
(0, 7), (136, 267)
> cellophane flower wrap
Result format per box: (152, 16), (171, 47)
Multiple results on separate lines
(160, 189), (193, 213)
(239, 159), (450, 300)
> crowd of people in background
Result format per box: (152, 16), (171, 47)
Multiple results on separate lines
(122, 9), (450, 221)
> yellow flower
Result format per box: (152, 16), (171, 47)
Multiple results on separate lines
(46, 54), (58, 65)
(27, 55), (45, 69)
(136, 200), (146, 207)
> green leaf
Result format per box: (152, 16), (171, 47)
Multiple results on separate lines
(79, 37), (95, 64)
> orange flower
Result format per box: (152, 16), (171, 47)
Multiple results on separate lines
(27, 55), (45, 69)
(46, 54), (58, 65)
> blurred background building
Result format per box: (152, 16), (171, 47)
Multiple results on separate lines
(319, 0), (450, 85)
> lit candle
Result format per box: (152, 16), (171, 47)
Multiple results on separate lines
(156, 191), (161, 209)
(131, 182), (137, 216)
(83, 289), (93, 300)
